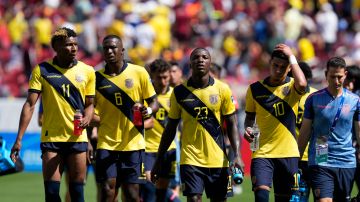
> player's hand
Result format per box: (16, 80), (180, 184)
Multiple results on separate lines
(80, 115), (91, 128)
(151, 157), (163, 184)
(232, 156), (245, 173)
(10, 141), (21, 163)
(244, 127), (254, 143)
(274, 43), (293, 57)
(87, 141), (94, 164)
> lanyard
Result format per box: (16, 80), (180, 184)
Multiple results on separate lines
(330, 93), (345, 133)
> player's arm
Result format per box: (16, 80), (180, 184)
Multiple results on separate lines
(141, 95), (159, 117)
(144, 117), (154, 129)
(151, 118), (180, 182)
(80, 96), (94, 128)
(298, 118), (312, 159)
(274, 44), (307, 94)
(224, 113), (244, 170)
(11, 92), (40, 162)
(244, 112), (256, 143)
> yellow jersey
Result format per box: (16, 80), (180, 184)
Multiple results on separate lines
(29, 60), (95, 142)
(169, 77), (235, 168)
(95, 62), (156, 151)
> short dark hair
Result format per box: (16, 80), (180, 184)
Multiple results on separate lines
(346, 65), (360, 91)
(326, 57), (346, 71)
(149, 59), (171, 73)
(271, 50), (288, 61)
(190, 47), (210, 60)
(103, 34), (122, 43)
(51, 27), (77, 49)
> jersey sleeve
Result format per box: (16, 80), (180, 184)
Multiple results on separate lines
(245, 85), (255, 113)
(221, 84), (236, 116)
(140, 68), (156, 99)
(168, 91), (181, 119)
(85, 68), (96, 96)
(355, 97), (360, 122)
(29, 65), (42, 92)
(303, 95), (314, 120)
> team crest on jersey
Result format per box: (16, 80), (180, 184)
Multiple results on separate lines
(209, 94), (219, 104)
(282, 86), (290, 96)
(167, 100), (171, 107)
(75, 74), (85, 83)
(125, 79), (134, 88)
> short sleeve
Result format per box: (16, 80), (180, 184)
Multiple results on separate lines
(355, 97), (360, 121)
(220, 84), (235, 116)
(303, 95), (314, 120)
(85, 68), (96, 96)
(168, 90), (181, 119)
(245, 86), (255, 113)
(29, 65), (42, 92)
(140, 68), (156, 99)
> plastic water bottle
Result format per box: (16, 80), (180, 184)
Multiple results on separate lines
(231, 165), (244, 184)
(299, 180), (308, 202)
(250, 123), (260, 151)
(133, 105), (143, 127)
(73, 109), (83, 136)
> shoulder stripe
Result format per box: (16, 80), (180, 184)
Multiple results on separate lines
(39, 62), (84, 112)
(250, 81), (296, 137)
(95, 71), (143, 134)
(174, 84), (227, 157)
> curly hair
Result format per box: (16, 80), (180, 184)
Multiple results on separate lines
(51, 27), (77, 49)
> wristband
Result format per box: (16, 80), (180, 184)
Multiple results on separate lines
(147, 107), (153, 115)
(289, 55), (298, 65)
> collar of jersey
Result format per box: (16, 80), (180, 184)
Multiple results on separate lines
(52, 57), (78, 68)
(187, 76), (215, 88)
(103, 61), (128, 76)
(263, 76), (290, 87)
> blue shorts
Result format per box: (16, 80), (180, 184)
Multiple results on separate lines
(144, 149), (176, 178)
(95, 149), (145, 185)
(310, 165), (355, 201)
(251, 158), (298, 195)
(40, 142), (87, 157)
(180, 165), (232, 199)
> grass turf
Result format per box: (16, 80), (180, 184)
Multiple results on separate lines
(0, 172), (358, 201)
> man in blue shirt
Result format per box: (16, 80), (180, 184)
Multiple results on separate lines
(298, 57), (360, 201)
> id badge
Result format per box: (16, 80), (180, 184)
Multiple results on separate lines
(315, 135), (328, 164)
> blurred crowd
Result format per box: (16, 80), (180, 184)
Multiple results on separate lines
(1, 0), (360, 97)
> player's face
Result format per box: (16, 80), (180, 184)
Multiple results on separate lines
(326, 66), (347, 91)
(55, 37), (78, 61)
(152, 70), (170, 90)
(170, 65), (182, 86)
(103, 38), (124, 64)
(190, 49), (211, 77)
(269, 57), (291, 83)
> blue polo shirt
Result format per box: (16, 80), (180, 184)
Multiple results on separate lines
(304, 88), (360, 168)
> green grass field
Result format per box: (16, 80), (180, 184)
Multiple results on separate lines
(0, 172), (358, 201)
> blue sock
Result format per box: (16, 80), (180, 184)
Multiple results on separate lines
(69, 182), (85, 202)
(255, 189), (269, 202)
(44, 181), (61, 202)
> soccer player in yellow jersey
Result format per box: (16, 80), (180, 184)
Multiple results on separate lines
(92, 35), (158, 202)
(244, 44), (307, 201)
(10, 27), (96, 202)
(152, 48), (243, 202)
(142, 59), (180, 202)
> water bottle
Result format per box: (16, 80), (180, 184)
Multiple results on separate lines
(250, 123), (260, 151)
(231, 164), (244, 184)
(299, 180), (308, 202)
(133, 105), (143, 127)
(73, 109), (83, 136)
